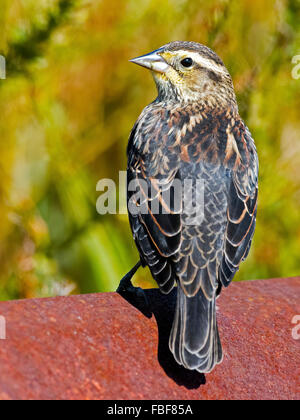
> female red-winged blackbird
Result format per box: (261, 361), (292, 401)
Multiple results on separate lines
(118, 41), (258, 373)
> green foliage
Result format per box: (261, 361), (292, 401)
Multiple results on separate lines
(0, 0), (299, 300)
(6, 0), (74, 74)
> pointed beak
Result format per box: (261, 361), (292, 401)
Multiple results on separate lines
(130, 49), (169, 74)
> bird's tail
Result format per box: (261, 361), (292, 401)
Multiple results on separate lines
(169, 284), (223, 373)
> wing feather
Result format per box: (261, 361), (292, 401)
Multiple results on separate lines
(219, 126), (258, 286)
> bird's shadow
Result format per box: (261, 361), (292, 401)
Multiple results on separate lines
(118, 287), (206, 389)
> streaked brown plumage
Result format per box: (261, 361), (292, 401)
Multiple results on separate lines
(121, 41), (258, 373)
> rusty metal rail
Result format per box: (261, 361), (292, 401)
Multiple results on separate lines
(0, 277), (299, 400)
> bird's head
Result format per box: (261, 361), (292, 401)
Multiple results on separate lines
(130, 41), (237, 108)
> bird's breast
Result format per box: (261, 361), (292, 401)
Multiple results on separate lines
(131, 103), (248, 178)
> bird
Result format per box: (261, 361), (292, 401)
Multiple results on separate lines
(117, 41), (258, 373)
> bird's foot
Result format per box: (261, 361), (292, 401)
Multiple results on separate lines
(117, 262), (151, 318)
(117, 277), (150, 309)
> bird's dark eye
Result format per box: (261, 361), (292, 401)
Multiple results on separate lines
(181, 57), (193, 68)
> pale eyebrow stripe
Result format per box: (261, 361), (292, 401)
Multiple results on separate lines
(180, 50), (227, 75)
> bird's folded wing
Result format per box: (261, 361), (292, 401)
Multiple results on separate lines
(127, 154), (181, 293)
(219, 128), (259, 286)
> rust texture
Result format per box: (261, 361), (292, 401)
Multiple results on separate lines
(0, 277), (299, 400)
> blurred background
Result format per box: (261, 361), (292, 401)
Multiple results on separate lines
(0, 0), (299, 300)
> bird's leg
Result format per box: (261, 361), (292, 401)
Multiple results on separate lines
(117, 261), (150, 309)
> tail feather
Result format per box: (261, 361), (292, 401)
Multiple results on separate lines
(169, 285), (223, 373)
